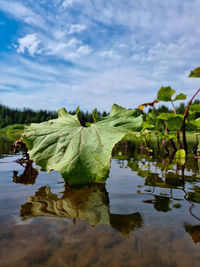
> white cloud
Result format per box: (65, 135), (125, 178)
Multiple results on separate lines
(1, 0), (200, 112)
(0, 1), (47, 30)
(77, 45), (92, 55)
(62, 0), (77, 8)
(68, 24), (87, 34)
(99, 50), (122, 60)
(17, 34), (42, 56)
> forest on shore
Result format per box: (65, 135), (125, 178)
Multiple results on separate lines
(0, 100), (199, 130)
(0, 104), (108, 128)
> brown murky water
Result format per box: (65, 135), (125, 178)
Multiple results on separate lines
(0, 137), (200, 266)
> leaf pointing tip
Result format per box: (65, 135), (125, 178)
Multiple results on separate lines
(57, 107), (68, 117)
(76, 106), (80, 116)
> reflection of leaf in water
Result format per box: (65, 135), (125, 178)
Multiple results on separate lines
(138, 169), (151, 178)
(187, 186), (200, 203)
(110, 213), (142, 237)
(165, 172), (183, 188)
(21, 184), (143, 236)
(198, 159), (200, 173)
(173, 203), (181, 209)
(145, 173), (162, 186)
(21, 185), (110, 226)
(154, 195), (171, 212)
(127, 160), (139, 172)
(13, 161), (38, 185)
(184, 224), (200, 243)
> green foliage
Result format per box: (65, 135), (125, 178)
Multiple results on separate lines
(157, 86), (175, 101)
(197, 144), (200, 155)
(23, 104), (143, 185)
(188, 66), (200, 78)
(157, 113), (183, 130)
(190, 118), (200, 129)
(173, 93), (187, 101)
(189, 104), (200, 114)
(167, 117), (183, 130)
(157, 113), (175, 120)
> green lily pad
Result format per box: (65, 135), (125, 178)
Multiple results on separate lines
(22, 104), (143, 185)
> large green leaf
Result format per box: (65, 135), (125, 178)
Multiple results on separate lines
(189, 66), (200, 78)
(157, 86), (175, 101)
(22, 104), (143, 185)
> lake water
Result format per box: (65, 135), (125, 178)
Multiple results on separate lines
(0, 137), (200, 266)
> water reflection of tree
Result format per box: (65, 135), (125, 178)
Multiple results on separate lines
(13, 161), (38, 185)
(21, 184), (142, 237)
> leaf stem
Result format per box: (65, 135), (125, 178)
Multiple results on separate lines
(171, 99), (181, 149)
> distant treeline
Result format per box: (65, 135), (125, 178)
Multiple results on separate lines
(0, 104), (109, 128)
(0, 100), (199, 129)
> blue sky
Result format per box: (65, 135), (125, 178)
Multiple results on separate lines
(0, 0), (200, 112)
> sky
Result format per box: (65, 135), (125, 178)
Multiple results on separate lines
(0, 0), (200, 112)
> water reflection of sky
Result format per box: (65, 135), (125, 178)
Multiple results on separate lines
(1, 141), (200, 266)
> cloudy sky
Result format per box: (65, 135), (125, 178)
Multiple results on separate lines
(0, 0), (200, 112)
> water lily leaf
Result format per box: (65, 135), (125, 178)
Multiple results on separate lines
(22, 104), (143, 185)
(189, 66), (200, 78)
(173, 93), (187, 101)
(157, 86), (175, 101)
(189, 104), (200, 114)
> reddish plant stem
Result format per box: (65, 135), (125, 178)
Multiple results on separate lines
(182, 88), (200, 154)
(171, 100), (181, 149)
(154, 105), (174, 153)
